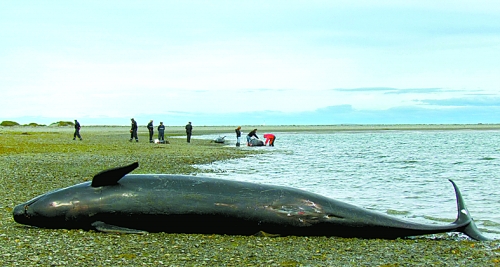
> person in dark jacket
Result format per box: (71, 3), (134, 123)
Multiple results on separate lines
(185, 122), (193, 143)
(235, 126), (241, 147)
(247, 128), (258, 146)
(147, 120), (154, 143)
(73, 120), (82, 140)
(158, 122), (165, 143)
(129, 118), (138, 142)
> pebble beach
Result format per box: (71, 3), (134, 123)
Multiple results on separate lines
(1, 124), (500, 266)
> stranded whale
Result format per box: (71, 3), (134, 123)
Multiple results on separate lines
(13, 162), (491, 240)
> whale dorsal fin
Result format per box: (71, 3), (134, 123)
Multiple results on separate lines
(91, 162), (139, 187)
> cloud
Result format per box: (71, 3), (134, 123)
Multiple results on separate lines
(314, 105), (354, 113)
(420, 97), (500, 107)
(4, 103), (500, 126)
(333, 87), (398, 92)
(332, 87), (457, 95)
(384, 88), (449, 94)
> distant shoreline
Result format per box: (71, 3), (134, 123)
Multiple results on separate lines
(2, 123), (500, 135)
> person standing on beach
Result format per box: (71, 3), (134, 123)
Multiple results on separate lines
(129, 118), (138, 142)
(263, 133), (276, 146)
(158, 122), (165, 143)
(147, 120), (154, 143)
(73, 120), (82, 140)
(185, 122), (193, 143)
(247, 129), (258, 146)
(235, 126), (242, 147)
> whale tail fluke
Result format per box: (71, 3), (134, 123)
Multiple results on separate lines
(449, 179), (492, 241)
(91, 162), (139, 187)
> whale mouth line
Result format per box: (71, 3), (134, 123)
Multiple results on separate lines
(13, 194), (44, 223)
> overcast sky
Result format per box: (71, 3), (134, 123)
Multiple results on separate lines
(1, 1), (499, 125)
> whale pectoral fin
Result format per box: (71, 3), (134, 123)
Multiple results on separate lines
(91, 221), (148, 234)
(253, 231), (281, 237)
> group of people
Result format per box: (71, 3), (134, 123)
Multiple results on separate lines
(130, 118), (169, 143)
(132, 120), (275, 147)
(236, 127), (275, 147)
(130, 118), (192, 143)
(73, 119), (275, 147)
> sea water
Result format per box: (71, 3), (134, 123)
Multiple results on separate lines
(197, 130), (500, 239)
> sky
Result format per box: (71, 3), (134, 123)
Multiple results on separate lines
(1, 1), (500, 126)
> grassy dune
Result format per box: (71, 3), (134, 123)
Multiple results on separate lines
(0, 125), (499, 266)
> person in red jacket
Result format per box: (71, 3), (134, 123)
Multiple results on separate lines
(263, 133), (276, 146)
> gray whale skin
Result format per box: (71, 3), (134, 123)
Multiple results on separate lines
(13, 162), (491, 240)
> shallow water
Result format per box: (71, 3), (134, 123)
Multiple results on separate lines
(197, 130), (500, 240)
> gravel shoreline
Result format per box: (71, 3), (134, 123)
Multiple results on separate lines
(2, 229), (499, 266)
(1, 126), (499, 266)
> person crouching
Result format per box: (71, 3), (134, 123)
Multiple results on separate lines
(263, 133), (276, 146)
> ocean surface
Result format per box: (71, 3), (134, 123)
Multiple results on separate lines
(196, 130), (500, 240)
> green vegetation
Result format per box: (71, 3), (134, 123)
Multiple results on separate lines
(25, 122), (45, 127)
(49, 121), (74, 126)
(0, 120), (20, 126)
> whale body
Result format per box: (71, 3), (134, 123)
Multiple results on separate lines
(249, 139), (264, 146)
(13, 162), (491, 240)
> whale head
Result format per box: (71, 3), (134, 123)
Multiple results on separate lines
(13, 182), (100, 229)
(13, 162), (139, 229)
